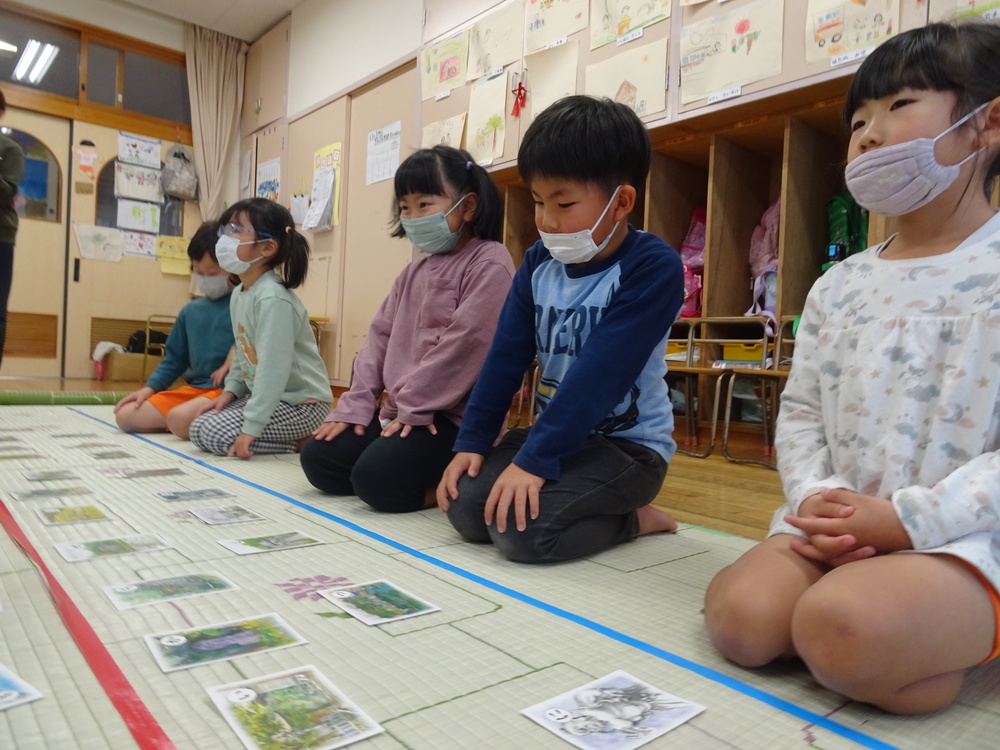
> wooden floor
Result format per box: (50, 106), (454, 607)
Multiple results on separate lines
(0, 376), (782, 540)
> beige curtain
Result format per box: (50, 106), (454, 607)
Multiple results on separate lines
(185, 24), (248, 222)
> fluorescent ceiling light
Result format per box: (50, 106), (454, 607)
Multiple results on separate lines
(13, 39), (39, 80)
(0, 41), (16, 54)
(28, 44), (58, 83)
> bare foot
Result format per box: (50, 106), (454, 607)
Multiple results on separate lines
(294, 435), (311, 453)
(636, 504), (679, 535)
(421, 488), (439, 510)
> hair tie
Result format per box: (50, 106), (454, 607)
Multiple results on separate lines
(466, 161), (473, 170)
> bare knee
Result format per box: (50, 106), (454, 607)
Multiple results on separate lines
(705, 567), (797, 667)
(165, 408), (192, 440)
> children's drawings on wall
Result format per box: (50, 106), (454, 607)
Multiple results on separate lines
(75, 140), (100, 182)
(114, 161), (163, 204)
(680, 0), (713, 5)
(679, 0), (784, 105)
(589, 0), (671, 50)
(805, 0), (897, 64)
(422, 113), (468, 149)
(116, 199), (161, 234)
(421, 30), (471, 100)
(957, 0), (1000, 19)
(525, 0), (589, 53)
(585, 37), (668, 118)
(155, 235), (190, 275)
(256, 158), (280, 202)
(524, 40), (580, 121)
(467, 74), (509, 164)
(118, 131), (161, 169)
(73, 223), (124, 262)
(468, 1), (525, 81)
(122, 231), (157, 258)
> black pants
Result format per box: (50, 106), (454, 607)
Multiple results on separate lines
(0, 242), (12, 368)
(299, 413), (461, 513)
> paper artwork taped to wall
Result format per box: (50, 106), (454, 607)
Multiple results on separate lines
(957, 0), (1000, 20)
(118, 131), (161, 169)
(114, 161), (164, 204)
(679, 0), (784, 105)
(422, 113), (467, 149)
(117, 199), (161, 234)
(526, 0), (589, 53)
(468, 1), (524, 81)
(590, 0), (671, 50)
(524, 40), (580, 122)
(467, 74), (509, 164)
(73, 223), (124, 262)
(585, 36), (668, 117)
(421, 30), (470, 100)
(122, 231), (157, 258)
(805, 0), (898, 64)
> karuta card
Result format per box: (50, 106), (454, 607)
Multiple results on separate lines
(190, 504), (266, 525)
(0, 663), (43, 712)
(144, 613), (304, 672)
(101, 466), (186, 478)
(155, 488), (235, 502)
(103, 571), (239, 610)
(22, 469), (81, 481)
(206, 665), (383, 750)
(88, 449), (135, 460)
(54, 533), (173, 563)
(521, 670), (705, 750)
(217, 531), (322, 555)
(35, 505), (110, 525)
(9, 486), (93, 501)
(318, 580), (439, 625)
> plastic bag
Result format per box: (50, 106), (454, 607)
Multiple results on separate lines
(162, 143), (198, 201)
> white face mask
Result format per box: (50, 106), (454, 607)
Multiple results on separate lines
(539, 186), (622, 265)
(845, 103), (987, 216)
(193, 272), (231, 300)
(399, 194), (468, 255)
(215, 235), (265, 275)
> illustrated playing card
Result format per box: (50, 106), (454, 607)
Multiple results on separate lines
(9, 486), (93, 501)
(318, 579), (439, 625)
(155, 488), (235, 502)
(101, 466), (186, 478)
(0, 663), (42, 712)
(217, 531), (322, 555)
(54, 533), (173, 562)
(206, 665), (383, 750)
(144, 613), (304, 672)
(103, 572), (239, 610)
(190, 504), (266, 525)
(22, 469), (81, 481)
(521, 670), (705, 750)
(35, 505), (110, 525)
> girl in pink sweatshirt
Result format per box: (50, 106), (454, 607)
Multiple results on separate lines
(300, 146), (514, 512)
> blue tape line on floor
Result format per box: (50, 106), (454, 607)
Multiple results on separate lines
(77, 408), (898, 750)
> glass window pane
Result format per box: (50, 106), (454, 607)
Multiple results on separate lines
(122, 52), (190, 125)
(96, 160), (182, 236)
(86, 43), (118, 107)
(3, 128), (61, 222)
(0, 10), (80, 100)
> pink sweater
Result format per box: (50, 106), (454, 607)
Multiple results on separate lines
(330, 237), (515, 427)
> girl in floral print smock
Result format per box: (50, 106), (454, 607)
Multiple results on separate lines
(705, 21), (1000, 715)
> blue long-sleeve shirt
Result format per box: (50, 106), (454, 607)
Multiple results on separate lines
(145, 293), (234, 392)
(453, 227), (684, 480)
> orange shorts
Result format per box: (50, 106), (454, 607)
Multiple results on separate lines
(146, 386), (223, 416)
(953, 557), (1000, 663)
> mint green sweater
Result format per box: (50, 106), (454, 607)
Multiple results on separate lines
(224, 271), (332, 436)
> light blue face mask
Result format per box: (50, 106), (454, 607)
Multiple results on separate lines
(399, 194), (468, 254)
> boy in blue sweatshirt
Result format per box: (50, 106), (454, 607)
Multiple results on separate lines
(437, 96), (684, 563)
(114, 221), (234, 438)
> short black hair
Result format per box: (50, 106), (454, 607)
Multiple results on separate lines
(219, 198), (310, 289)
(187, 221), (220, 262)
(844, 21), (1000, 193)
(518, 95), (651, 196)
(390, 145), (503, 241)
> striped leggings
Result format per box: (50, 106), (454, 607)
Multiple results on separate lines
(189, 396), (329, 455)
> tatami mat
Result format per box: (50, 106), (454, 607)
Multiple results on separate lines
(0, 405), (997, 749)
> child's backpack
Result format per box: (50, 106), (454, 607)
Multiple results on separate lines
(162, 143), (199, 201)
(125, 329), (169, 354)
(679, 206), (707, 270)
(680, 264), (702, 318)
(744, 199), (780, 332)
(826, 191), (869, 257)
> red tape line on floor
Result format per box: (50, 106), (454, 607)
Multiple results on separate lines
(0, 499), (176, 750)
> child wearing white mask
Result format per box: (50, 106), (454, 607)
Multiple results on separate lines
(114, 221), (235, 438)
(437, 96), (684, 563)
(300, 146), (514, 513)
(188, 199), (331, 458)
(705, 21), (1000, 715)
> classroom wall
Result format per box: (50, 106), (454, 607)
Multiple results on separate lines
(26, 0), (186, 51)
(286, 0), (422, 117)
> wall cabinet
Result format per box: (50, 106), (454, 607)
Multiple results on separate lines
(242, 18), (290, 135)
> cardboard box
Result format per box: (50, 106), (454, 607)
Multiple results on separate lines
(100, 351), (164, 382)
